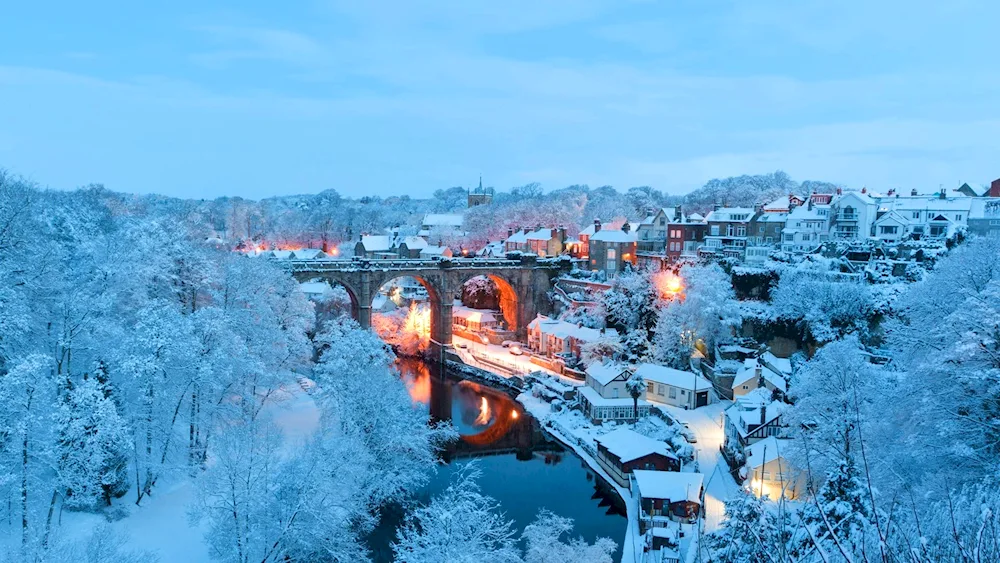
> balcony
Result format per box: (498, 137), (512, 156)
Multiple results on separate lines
(838, 213), (858, 222)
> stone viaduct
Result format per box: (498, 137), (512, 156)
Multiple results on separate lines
(288, 255), (571, 359)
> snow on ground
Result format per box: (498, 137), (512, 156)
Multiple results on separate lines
(13, 382), (323, 563)
(452, 334), (566, 379)
(655, 402), (740, 533)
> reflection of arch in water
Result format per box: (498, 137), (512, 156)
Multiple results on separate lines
(452, 380), (524, 447)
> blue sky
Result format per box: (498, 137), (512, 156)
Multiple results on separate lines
(1, 1), (997, 199)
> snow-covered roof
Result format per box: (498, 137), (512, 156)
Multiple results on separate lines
(761, 352), (792, 377)
(725, 391), (788, 437)
(634, 364), (712, 392)
(420, 245), (450, 256)
(594, 428), (677, 463)
(687, 212), (705, 222)
(528, 315), (619, 343)
(421, 213), (464, 227)
(398, 236), (428, 250)
(299, 281), (333, 297)
(526, 228), (555, 241)
(477, 241), (505, 256)
(970, 199), (1000, 219)
(359, 235), (392, 252)
(291, 248), (327, 260)
(878, 196), (974, 213)
(704, 208), (754, 222)
(756, 213), (787, 223)
(745, 436), (792, 470)
(633, 470), (703, 504)
(732, 359), (787, 392)
(786, 205), (824, 221)
(834, 191), (877, 206)
(269, 250), (294, 260)
(452, 306), (498, 324)
(585, 361), (631, 386)
(578, 386), (649, 408)
(590, 228), (637, 243)
(763, 195), (798, 212)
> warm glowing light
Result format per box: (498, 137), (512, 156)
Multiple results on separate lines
(474, 396), (491, 425)
(373, 302), (431, 356)
(654, 272), (685, 299)
(510, 410), (519, 420)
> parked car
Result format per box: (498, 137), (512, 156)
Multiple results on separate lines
(508, 346), (524, 356)
(680, 423), (697, 443)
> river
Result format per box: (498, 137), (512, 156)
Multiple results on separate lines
(366, 357), (626, 562)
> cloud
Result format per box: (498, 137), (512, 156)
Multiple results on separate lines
(190, 25), (332, 68)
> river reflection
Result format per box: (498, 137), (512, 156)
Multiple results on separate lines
(368, 358), (626, 562)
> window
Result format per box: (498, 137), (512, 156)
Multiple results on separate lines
(710, 225), (720, 236)
(612, 387), (619, 398)
(758, 226), (764, 234)
(657, 385), (665, 396)
(912, 211), (920, 219)
(669, 387), (677, 399)
(646, 382), (654, 393)
(742, 385), (749, 390)
(879, 225), (898, 235)
(736, 226), (746, 237)
(957, 214), (963, 221)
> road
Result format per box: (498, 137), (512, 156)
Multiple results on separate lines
(451, 334), (568, 380)
(656, 401), (740, 533)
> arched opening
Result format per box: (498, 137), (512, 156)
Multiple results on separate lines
(371, 275), (441, 356)
(296, 276), (359, 332)
(455, 274), (520, 345)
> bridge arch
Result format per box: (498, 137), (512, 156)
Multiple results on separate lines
(458, 272), (521, 336)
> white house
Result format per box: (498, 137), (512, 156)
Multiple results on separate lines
(634, 470), (704, 525)
(742, 436), (804, 500)
(579, 362), (650, 423)
(634, 363), (714, 409)
(419, 213), (465, 238)
(526, 315), (618, 360)
(724, 388), (789, 453)
(829, 191), (878, 240)
(781, 204), (829, 252)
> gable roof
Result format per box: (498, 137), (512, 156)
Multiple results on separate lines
(705, 207), (754, 222)
(590, 229), (637, 243)
(633, 470), (703, 503)
(594, 428), (677, 463)
(634, 363), (712, 392)
(359, 235), (392, 252)
(732, 358), (787, 392)
(745, 436), (792, 470)
(585, 361), (631, 386)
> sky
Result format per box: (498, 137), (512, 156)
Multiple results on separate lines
(1, 0), (998, 200)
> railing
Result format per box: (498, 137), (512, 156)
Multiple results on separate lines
(283, 257), (551, 272)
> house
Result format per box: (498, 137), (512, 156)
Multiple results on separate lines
(594, 428), (679, 487)
(829, 190), (878, 240)
(875, 192), (973, 240)
(578, 361), (650, 423)
(723, 389), (789, 457)
(634, 470), (704, 526)
(419, 213), (465, 238)
(420, 245), (453, 259)
(635, 364), (713, 409)
(289, 248), (328, 260)
(452, 305), (500, 333)
(762, 194), (806, 214)
(354, 235), (397, 258)
(781, 201), (830, 252)
(956, 182), (989, 198)
(746, 211), (786, 262)
(476, 240), (505, 257)
(506, 226), (568, 257)
(636, 208), (683, 253)
(968, 199), (1000, 237)
(731, 358), (787, 398)
(395, 236), (429, 258)
(526, 315), (619, 361)
(742, 437), (805, 500)
(299, 281), (336, 301)
(760, 351), (793, 380)
(665, 218), (708, 262)
(588, 223), (638, 277)
(702, 207), (754, 261)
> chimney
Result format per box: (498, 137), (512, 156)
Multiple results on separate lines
(991, 179), (1000, 198)
(911, 188), (918, 196)
(674, 207), (682, 221)
(507, 228), (513, 238)
(807, 197), (813, 211)
(558, 226), (567, 244)
(861, 187), (867, 194)
(713, 202), (722, 211)
(836, 187), (843, 195)
(887, 188), (894, 197)
(622, 222), (631, 234)
(594, 218), (602, 232)
(939, 188), (947, 200)
(760, 404), (767, 426)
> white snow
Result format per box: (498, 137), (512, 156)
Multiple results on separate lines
(594, 427), (678, 463)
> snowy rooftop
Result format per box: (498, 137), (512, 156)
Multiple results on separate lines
(291, 248), (327, 260)
(634, 364), (712, 392)
(761, 351), (792, 376)
(732, 359), (787, 392)
(359, 235), (392, 252)
(590, 228), (637, 243)
(398, 236), (428, 250)
(528, 315), (619, 343)
(585, 361), (631, 386)
(420, 245), (449, 256)
(745, 436), (792, 470)
(525, 228), (556, 241)
(878, 196), (974, 213)
(704, 207), (754, 222)
(594, 427), (677, 463)
(299, 281), (333, 297)
(578, 386), (649, 408)
(452, 306), (498, 324)
(633, 470), (703, 504)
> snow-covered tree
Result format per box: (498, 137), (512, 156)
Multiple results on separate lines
(652, 264), (740, 368)
(625, 371), (646, 420)
(522, 510), (615, 563)
(770, 272), (875, 343)
(393, 467), (522, 563)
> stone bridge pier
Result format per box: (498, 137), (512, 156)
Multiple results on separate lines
(289, 256), (569, 361)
